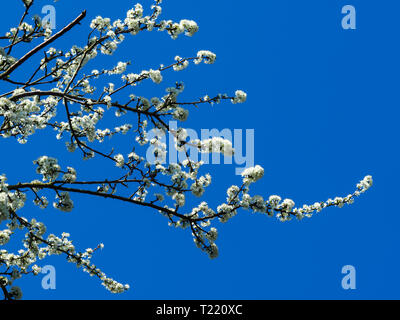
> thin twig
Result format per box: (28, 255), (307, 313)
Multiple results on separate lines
(0, 10), (87, 79)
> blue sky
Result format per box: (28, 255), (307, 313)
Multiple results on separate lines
(1, 0), (399, 299)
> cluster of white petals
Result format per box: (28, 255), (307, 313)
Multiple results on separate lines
(241, 165), (264, 184)
(195, 50), (217, 64)
(231, 90), (247, 104)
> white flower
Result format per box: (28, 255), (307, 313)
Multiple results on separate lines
(173, 107), (189, 121)
(208, 243), (219, 259)
(109, 61), (128, 75)
(32, 265), (42, 275)
(200, 137), (234, 156)
(102, 277), (130, 293)
(114, 154), (125, 168)
(149, 69), (162, 84)
(33, 156), (61, 182)
(53, 192), (74, 212)
(241, 165), (264, 184)
(103, 95), (112, 108)
(231, 90), (247, 104)
(90, 16), (111, 31)
(173, 56), (189, 71)
(63, 167), (77, 183)
(173, 193), (186, 207)
(195, 50), (217, 64)
(357, 175), (373, 193)
(205, 227), (218, 241)
(281, 199), (295, 212)
(269, 195), (281, 208)
(0, 229), (12, 245)
(179, 19), (199, 36)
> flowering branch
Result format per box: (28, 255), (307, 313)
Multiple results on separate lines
(0, 0), (373, 299)
(0, 10), (87, 80)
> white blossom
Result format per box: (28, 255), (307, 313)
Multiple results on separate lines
(149, 69), (163, 84)
(53, 192), (74, 212)
(114, 154), (125, 168)
(195, 50), (217, 64)
(241, 165), (264, 184)
(231, 90), (247, 104)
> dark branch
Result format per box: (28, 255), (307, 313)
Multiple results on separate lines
(0, 10), (87, 79)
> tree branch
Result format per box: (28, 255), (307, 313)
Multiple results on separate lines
(0, 10), (87, 80)
(8, 182), (185, 219)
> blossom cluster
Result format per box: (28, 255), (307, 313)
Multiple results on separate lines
(0, 170), (128, 298)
